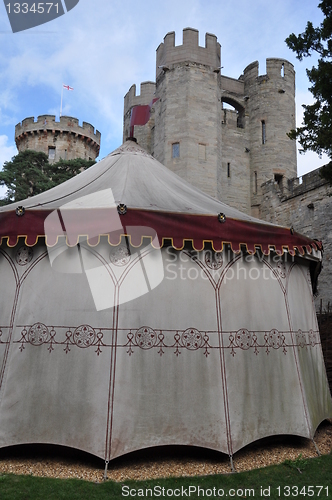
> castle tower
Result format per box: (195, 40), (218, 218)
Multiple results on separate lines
(154, 29), (221, 199)
(123, 29), (297, 217)
(123, 82), (156, 152)
(124, 28), (224, 200)
(243, 59), (297, 217)
(15, 115), (101, 163)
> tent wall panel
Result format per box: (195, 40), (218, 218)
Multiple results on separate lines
(287, 266), (332, 434)
(0, 141), (330, 461)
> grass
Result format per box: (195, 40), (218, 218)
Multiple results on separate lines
(0, 453), (331, 500)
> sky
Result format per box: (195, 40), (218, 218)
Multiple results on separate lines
(0, 0), (329, 198)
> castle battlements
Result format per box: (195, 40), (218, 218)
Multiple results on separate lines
(15, 115), (101, 148)
(156, 28), (221, 78)
(243, 59), (295, 83)
(262, 167), (329, 201)
(15, 115), (101, 162)
(123, 82), (156, 116)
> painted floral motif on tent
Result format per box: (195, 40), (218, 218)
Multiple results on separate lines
(3, 324), (321, 357)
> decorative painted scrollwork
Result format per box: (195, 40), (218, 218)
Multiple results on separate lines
(235, 329), (252, 350)
(204, 251), (223, 270)
(72, 325), (96, 348)
(277, 261), (287, 279)
(309, 329), (317, 347)
(296, 329), (306, 348)
(268, 329), (282, 349)
(135, 327), (157, 349)
(28, 323), (49, 346)
(109, 244), (131, 266)
(181, 328), (203, 350)
(16, 246), (33, 266)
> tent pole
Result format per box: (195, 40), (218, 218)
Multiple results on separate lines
(229, 454), (235, 473)
(312, 439), (321, 456)
(104, 460), (109, 480)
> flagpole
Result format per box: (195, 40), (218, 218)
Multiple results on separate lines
(60, 84), (64, 118)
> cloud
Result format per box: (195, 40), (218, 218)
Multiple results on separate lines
(0, 135), (16, 167)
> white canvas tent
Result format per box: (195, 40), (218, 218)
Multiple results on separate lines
(0, 140), (331, 467)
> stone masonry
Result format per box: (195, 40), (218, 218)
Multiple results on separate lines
(123, 28), (332, 309)
(123, 28), (297, 216)
(15, 115), (101, 163)
(261, 170), (332, 309)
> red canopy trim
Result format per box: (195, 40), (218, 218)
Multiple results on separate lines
(0, 207), (321, 256)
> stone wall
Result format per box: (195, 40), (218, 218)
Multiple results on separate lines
(261, 168), (332, 309)
(15, 115), (101, 163)
(220, 108), (250, 213)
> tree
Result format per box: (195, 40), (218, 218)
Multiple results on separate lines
(44, 157), (95, 187)
(285, 0), (332, 164)
(0, 150), (51, 205)
(0, 150), (95, 205)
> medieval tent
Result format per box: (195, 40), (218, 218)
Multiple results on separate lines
(0, 140), (331, 467)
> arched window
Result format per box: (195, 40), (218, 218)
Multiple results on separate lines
(221, 98), (245, 129)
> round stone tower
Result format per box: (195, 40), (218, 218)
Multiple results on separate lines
(15, 115), (101, 163)
(243, 59), (297, 216)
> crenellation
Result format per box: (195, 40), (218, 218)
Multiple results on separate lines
(156, 28), (221, 78)
(266, 58), (294, 80)
(20, 117), (35, 127)
(183, 27), (199, 46)
(243, 61), (259, 80)
(15, 114), (101, 163)
(16, 115), (101, 141)
(123, 82), (156, 113)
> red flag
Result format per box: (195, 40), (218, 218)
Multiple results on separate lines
(129, 97), (159, 137)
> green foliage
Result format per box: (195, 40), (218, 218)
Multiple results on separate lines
(0, 150), (95, 205)
(44, 158), (95, 187)
(285, 1), (332, 159)
(0, 150), (50, 205)
(320, 161), (332, 184)
(283, 453), (309, 473)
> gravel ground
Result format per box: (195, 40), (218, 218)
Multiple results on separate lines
(0, 419), (331, 483)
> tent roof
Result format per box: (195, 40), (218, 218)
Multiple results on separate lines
(0, 140), (322, 256)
